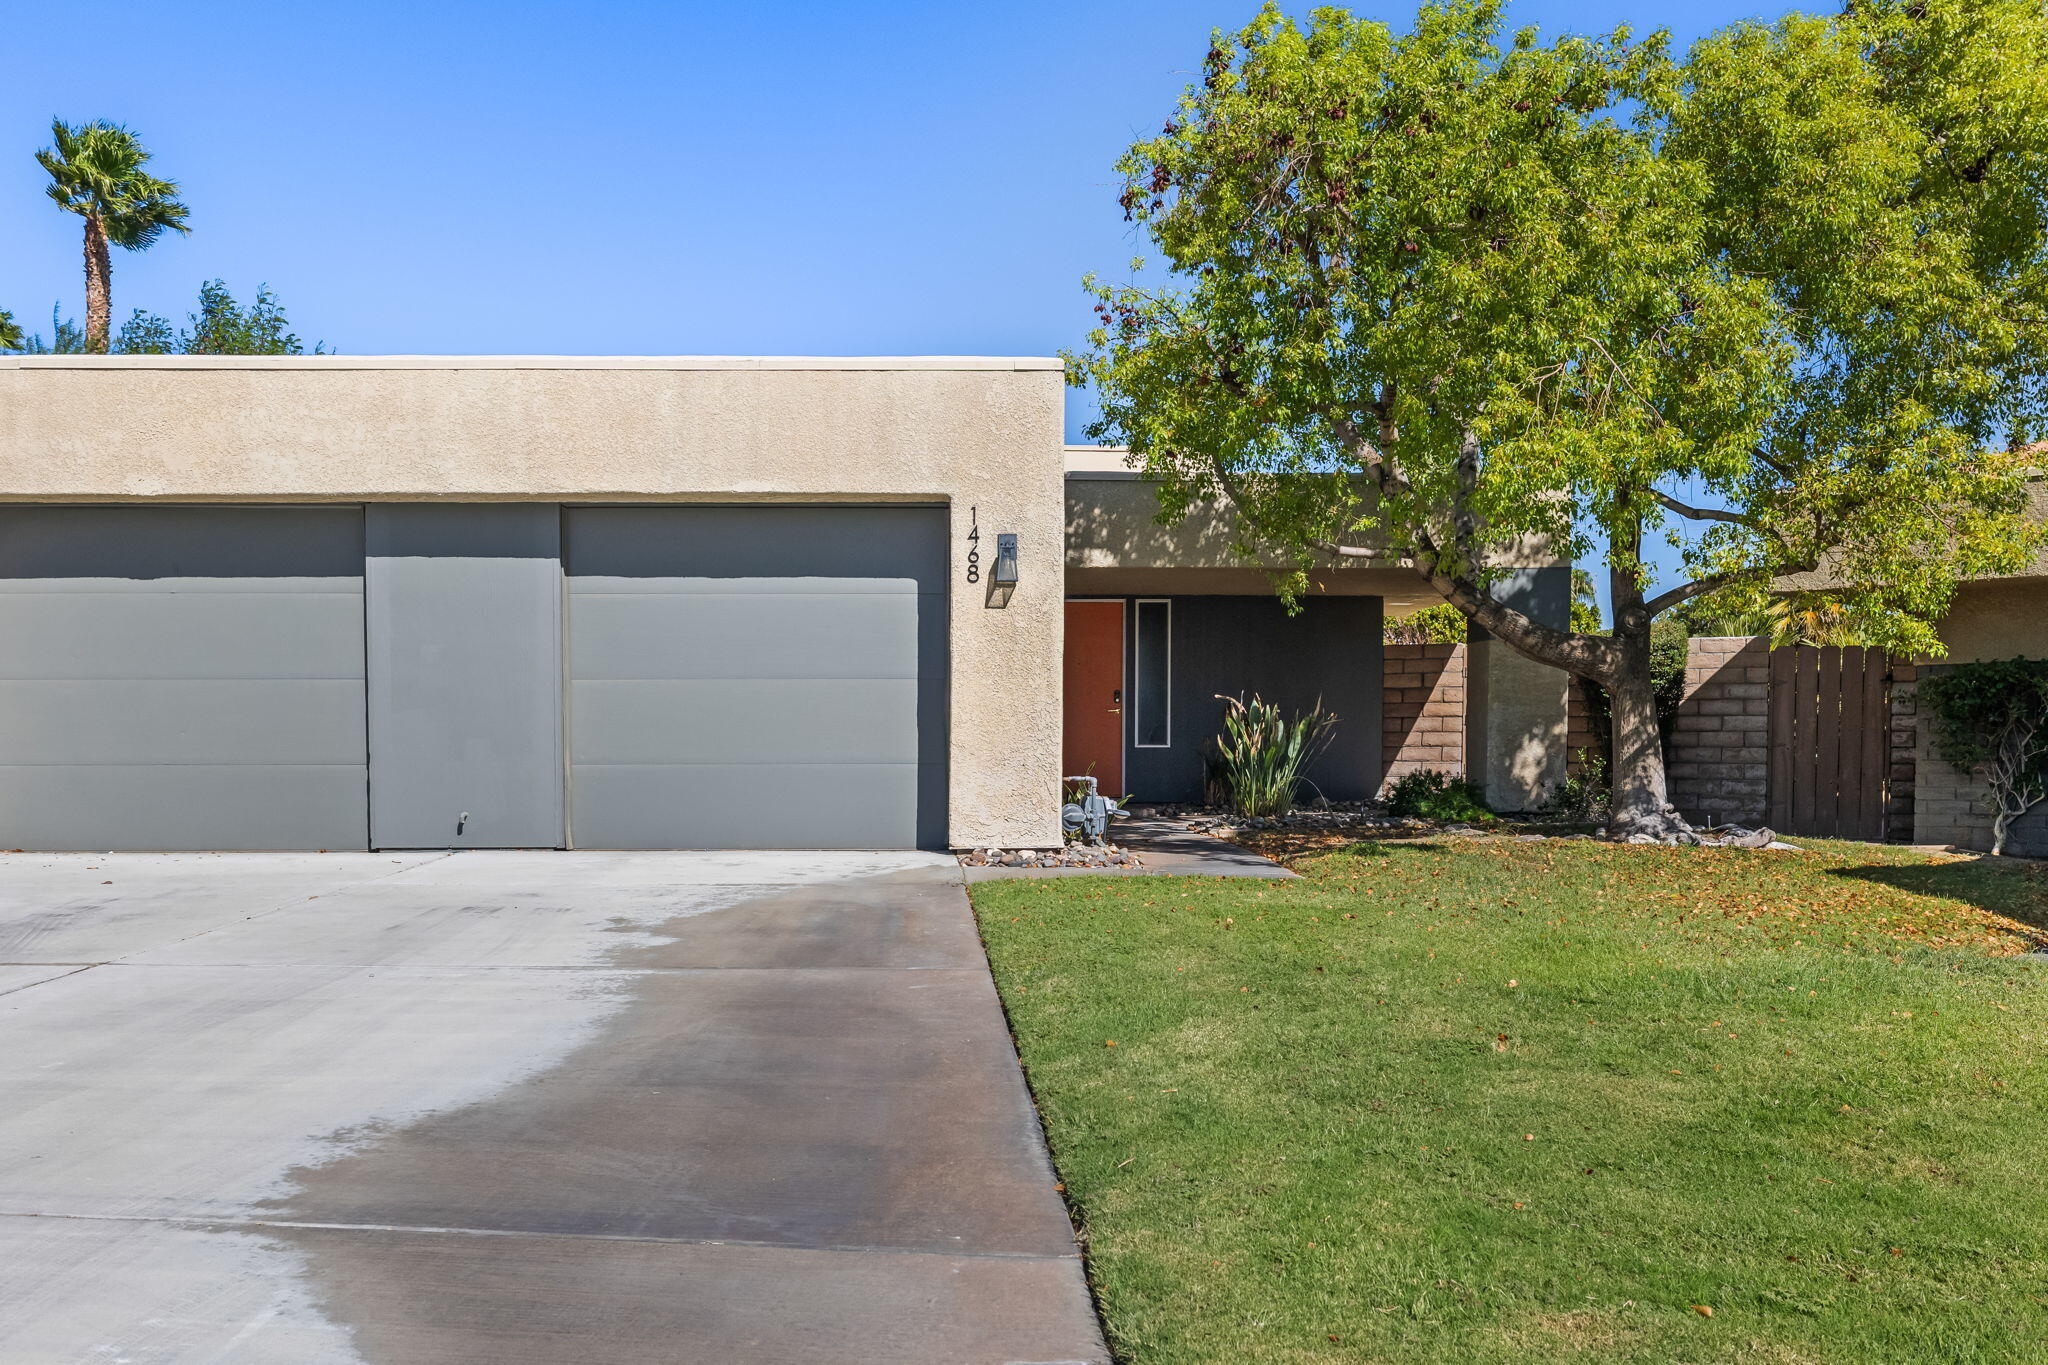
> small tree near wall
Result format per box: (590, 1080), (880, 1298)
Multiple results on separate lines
(1920, 659), (2048, 856)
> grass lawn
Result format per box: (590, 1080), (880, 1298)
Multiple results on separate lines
(971, 836), (2048, 1363)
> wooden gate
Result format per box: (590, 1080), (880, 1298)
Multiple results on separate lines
(1767, 645), (1891, 841)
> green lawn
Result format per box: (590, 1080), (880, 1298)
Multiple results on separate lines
(971, 836), (2048, 1364)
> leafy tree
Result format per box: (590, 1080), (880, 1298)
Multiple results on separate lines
(112, 308), (176, 355)
(1672, 593), (1868, 645)
(1569, 567), (1602, 634)
(1071, 0), (2048, 838)
(0, 310), (20, 351)
(37, 120), (190, 353)
(1384, 602), (1465, 643)
(17, 305), (88, 355)
(117, 281), (322, 356)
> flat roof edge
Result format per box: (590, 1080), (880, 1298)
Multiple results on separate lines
(0, 355), (1065, 372)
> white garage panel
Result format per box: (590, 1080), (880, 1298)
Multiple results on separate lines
(0, 507), (368, 851)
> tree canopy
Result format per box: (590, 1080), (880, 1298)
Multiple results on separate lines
(37, 119), (190, 352)
(36, 120), (189, 251)
(1071, 0), (2048, 832)
(1074, 0), (2045, 647)
(116, 280), (323, 355)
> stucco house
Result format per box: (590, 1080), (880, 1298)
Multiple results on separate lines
(0, 354), (1568, 853)
(1061, 444), (1572, 813)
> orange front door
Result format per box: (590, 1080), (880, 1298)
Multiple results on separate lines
(1063, 600), (1125, 795)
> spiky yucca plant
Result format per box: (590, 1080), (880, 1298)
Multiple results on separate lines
(1204, 694), (1339, 818)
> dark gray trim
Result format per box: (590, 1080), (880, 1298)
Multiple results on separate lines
(1105, 594), (1383, 805)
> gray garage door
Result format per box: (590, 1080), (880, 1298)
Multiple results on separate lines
(565, 505), (946, 849)
(0, 506), (368, 851)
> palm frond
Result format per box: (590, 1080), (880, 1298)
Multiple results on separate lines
(37, 119), (190, 243)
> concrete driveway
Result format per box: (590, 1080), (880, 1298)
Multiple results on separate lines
(0, 850), (1106, 1364)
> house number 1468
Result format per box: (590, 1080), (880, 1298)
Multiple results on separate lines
(965, 507), (981, 585)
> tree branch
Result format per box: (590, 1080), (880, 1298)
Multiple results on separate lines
(1420, 559), (1615, 680)
(1651, 490), (1751, 526)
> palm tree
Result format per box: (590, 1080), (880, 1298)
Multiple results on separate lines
(0, 311), (21, 352)
(36, 120), (190, 353)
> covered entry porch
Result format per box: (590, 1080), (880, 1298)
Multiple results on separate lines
(1062, 447), (1574, 811)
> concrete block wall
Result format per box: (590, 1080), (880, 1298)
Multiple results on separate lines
(1907, 662), (2048, 854)
(1910, 666), (1989, 849)
(1380, 643), (1465, 789)
(1381, 632), (1922, 839)
(1666, 636), (1771, 826)
(1565, 683), (1598, 779)
(1888, 664), (1918, 843)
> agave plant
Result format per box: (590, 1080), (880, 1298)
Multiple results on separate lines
(1203, 694), (1339, 818)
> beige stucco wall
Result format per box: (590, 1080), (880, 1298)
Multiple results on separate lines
(1930, 575), (2048, 662)
(0, 355), (1067, 848)
(1064, 455), (1562, 609)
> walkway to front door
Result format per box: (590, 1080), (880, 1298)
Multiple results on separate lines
(0, 850), (1106, 1364)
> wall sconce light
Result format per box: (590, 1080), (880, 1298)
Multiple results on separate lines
(986, 533), (1019, 607)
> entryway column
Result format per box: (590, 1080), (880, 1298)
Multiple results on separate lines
(1465, 566), (1571, 812)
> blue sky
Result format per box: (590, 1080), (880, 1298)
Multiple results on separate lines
(2, 0), (1797, 606)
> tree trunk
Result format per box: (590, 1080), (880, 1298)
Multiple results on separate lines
(83, 215), (111, 354)
(1605, 660), (1686, 839)
(1604, 544), (1691, 842)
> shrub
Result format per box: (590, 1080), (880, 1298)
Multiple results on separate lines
(1384, 603), (1466, 644)
(1203, 694), (1339, 818)
(1919, 657), (2048, 855)
(1384, 768), (1493, 822)
(1548, 750), (1610, 822)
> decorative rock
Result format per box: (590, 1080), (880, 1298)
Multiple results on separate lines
(956, 842), (1143, 870)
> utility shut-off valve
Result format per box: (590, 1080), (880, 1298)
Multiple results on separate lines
(1061, 776), (1125, 845)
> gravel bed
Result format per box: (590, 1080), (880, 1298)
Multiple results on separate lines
(957, 843), (1142, 869)
(1134, 803), (1800, 850)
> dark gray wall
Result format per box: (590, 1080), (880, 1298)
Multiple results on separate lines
(1120, 595), (1382, 805)
(366, 504), (565, 849)
(565, 505), (948, 849)
(1462, 565), (1573, 641)
(0, 506), (368, 850)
